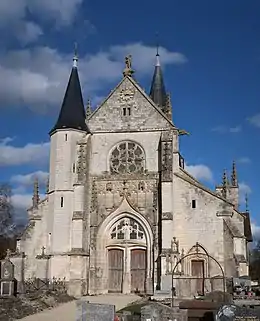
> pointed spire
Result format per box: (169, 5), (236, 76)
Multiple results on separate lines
(245, 193), (249, 212)
(231, 161), (238, 186)
(222, 169), (228, 198)
(86, 99), (92, 118)
(149, 47), (167, 109)
(32, 178), (40, 208)
(50, 45), (90, 135)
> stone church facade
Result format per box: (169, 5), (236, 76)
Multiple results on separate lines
(15, 52), (252, 297)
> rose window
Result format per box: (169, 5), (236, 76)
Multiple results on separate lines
(110, 141), (145, 174)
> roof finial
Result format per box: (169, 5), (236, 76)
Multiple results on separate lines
(155, 32), (160, 67)
(73, 42), (78, 68)
(231, 160), (238, 186)
(86, 99), (92, 118)
(245, 193), (249, 212)
(32, 177), (40, 208)
(123, 55), (134, 77)
(222, 169), (228, 198)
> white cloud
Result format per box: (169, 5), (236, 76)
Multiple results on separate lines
(11, 192), (45, 222)
(11, 193), (32, 211)
(211, 125), (242, 134)
(15, 21), (43, 45)
(185, 164), (213, 182)
(239, 182), (252, 203)
(229, 126), (242, 133)
(252, 222), (260, 240)
(11, 171), (48, 187)
(248, 113), (260, 128)
(0, 138), (49, 166)
(0, 0), (84, 43)
(237, 157), (251, 164)
(0, 43), (187, 110)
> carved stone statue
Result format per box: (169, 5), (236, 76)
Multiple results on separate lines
(125, 55), (132, 69)
(171, 237), (179, 253)
(123, 55), (134, 77)
(122, 218), (132, 240)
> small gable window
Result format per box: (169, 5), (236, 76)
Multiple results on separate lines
(65, 134), (68, 141)
(192, 200), (196, 209)
(123, 107), (131, 116)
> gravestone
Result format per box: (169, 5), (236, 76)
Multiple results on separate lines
(141, 302), (188, 321)
(0, 249), (16, 297)
(76, 300), (115, 321)
(1, 252), (14, 280)
(216, 304), (260, 321)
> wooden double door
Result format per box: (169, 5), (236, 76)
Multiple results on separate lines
(108, 248), (146, 293)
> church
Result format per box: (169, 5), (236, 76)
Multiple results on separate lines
(16, 50), (252, 297)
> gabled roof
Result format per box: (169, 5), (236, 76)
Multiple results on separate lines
(50, 62), (89, 135)
(88, 75), (176, 131)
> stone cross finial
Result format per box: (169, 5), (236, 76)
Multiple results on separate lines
(123, 55), (134, 77)
(41, 246), (45, 256)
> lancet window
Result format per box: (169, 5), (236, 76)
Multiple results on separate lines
(110, 218), (145, 241)
(110, 141), (145, 174)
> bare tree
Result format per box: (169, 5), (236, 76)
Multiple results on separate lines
(0, 183), (16, 237)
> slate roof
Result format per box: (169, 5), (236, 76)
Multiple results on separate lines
(149, 54), (167, 109)
(241, 211), (253, 242)
(50, 64), (89, 134)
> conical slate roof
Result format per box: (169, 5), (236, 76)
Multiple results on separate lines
(149, 53), (167, 109)
(50, 56), (89, 135)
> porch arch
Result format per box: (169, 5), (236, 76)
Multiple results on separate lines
(96, 210), (154, 293)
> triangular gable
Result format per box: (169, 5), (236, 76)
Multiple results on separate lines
(88, 76), (175, 132)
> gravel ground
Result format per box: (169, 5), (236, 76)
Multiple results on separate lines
(0, 291), (75, 321)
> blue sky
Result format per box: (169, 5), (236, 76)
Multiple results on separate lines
(0, 0), (259, 238)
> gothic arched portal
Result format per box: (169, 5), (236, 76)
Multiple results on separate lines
(96, 209), (153, 295)
(108, 217), (147, 293)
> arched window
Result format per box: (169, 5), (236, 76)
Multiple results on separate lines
(110, 218), (145, 241)
(110, 141), (145, 174)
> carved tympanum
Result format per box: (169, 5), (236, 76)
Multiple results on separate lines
(110, 217), (145, 242)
